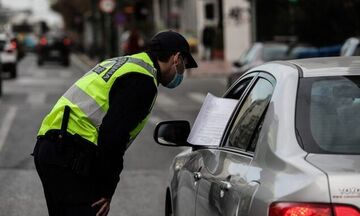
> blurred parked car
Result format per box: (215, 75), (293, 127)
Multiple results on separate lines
(155, 57), (360, 216)
(341, 37), (360, 56)
(0, 33), (18, 78)
(232, 42), (288, 70)
(228, 42), (317, 87)
(228, 42), (343, 87)
(37, 32), (71, 66)
(24, 34), (39, 52)
(11, 37), (25, 60)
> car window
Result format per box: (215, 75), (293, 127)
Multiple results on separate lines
(225, 78), (274, 151)
(296, 76), (360, 154)
(224, 73), (257, 99)
(225, 78), (253, 99)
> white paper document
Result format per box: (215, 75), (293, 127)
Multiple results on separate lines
(187, 93), (238, 146)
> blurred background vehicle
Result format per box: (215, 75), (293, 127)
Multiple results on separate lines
(227, 41), (344, 87)
(227, 42), (318, 87)
(36, 31), (71, 66)
(341, 37), (360, 56)
(11, 21), (37, 53)
(233, 42), (288, 68)
(0, 32), (18, 78)
(10, 37), (25, 61)
(228, 42), (287, 87)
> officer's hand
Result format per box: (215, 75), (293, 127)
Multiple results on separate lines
(92, 197), (111, 216)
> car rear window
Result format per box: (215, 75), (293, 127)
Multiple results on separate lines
(296, 76), (360, 154)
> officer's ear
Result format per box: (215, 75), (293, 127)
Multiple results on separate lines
(173, 52), (181, 65)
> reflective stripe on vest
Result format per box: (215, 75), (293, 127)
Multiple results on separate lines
(112, 57), (157, 78)
(38, 53), (158, 145)
(63, 56), (156, 130)
(63, 85), (105, 129)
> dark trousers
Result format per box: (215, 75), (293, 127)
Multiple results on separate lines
(33, 137), (100, 216)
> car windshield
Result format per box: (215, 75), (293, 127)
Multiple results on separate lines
(296, 76), (360, 154)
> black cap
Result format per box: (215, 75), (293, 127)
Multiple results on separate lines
(149, 30), (198, 69)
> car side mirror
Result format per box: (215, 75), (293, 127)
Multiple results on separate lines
(154, 120), (191, 147)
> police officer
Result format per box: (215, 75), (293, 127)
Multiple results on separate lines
(33, 30), (198, 216)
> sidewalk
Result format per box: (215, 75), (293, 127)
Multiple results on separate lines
(188, 57), (231, 77)
(75, 52), (231, 78)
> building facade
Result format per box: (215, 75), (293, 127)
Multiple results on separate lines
(155, 0), (251, 62)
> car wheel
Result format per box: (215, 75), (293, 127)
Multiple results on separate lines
(165, 189), (174, 216)
(9, 64), (17, 79)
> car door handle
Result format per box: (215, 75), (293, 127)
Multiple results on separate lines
(220, 181), (232, 190)
(193, 172), (202, 181)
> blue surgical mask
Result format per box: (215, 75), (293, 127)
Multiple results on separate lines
(166, 72), (183, 89)
(166, 57), (185, 89)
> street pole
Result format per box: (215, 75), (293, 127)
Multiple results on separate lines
(91, 0), (99, 58)
(250, 0), (257, 43)
(153, 0), (161, 31)
(288, 0), (297, 36)
(105, 14), (112, 58)
(0, 64), (2, 97)
(99, 0), (116, 58)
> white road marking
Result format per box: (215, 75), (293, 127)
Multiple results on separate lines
(27, 92), (47, 105)
(188, 92), (206, 104)
(0, 106), (18, 152)
(155, 93), (177, 107)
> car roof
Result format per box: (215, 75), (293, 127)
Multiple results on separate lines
(288, 57), (360, 77)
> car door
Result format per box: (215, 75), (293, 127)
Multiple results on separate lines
(195, 73), (276, 216)
(173, 72), (257, 216)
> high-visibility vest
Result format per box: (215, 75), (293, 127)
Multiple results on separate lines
(38, 52), (158, 146)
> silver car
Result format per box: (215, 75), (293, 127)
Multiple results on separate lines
(154, 57), (360, 216)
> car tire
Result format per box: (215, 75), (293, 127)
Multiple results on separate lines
(165, 189), (174, 216)
(9, 64), (17, 79)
